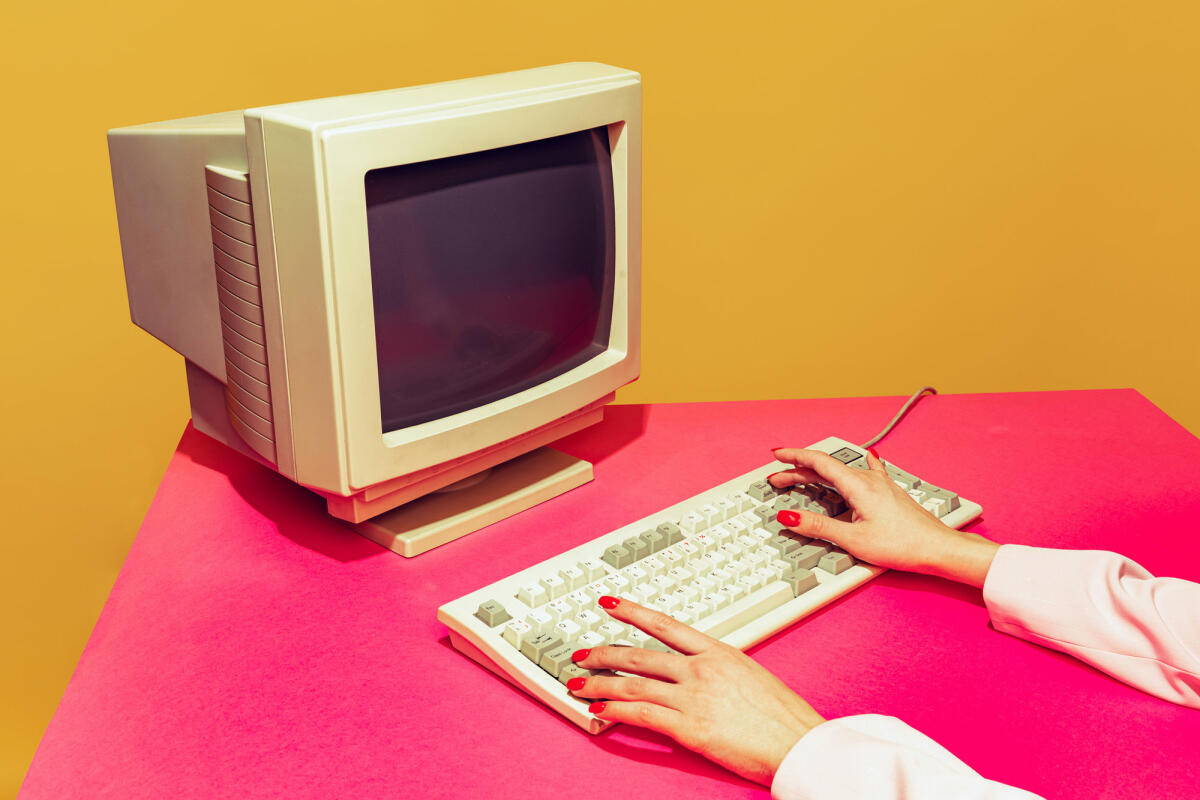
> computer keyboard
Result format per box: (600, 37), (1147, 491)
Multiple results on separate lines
(437, 437), (983, 733)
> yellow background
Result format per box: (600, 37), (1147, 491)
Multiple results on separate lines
(3, 0), (1198, 794)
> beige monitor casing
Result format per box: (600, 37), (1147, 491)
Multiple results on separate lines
(109, 63), (642, 524)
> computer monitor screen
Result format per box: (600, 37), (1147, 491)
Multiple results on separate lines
(364, 126), (616, 432)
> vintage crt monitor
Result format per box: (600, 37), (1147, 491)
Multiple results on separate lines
(108, 63), (641, 555)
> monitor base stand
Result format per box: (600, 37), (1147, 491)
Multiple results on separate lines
(349, 447), (592, 557)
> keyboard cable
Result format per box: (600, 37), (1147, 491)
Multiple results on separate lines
(860, 386), (938, 450)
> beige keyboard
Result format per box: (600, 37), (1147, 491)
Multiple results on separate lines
(437, 437), (983, 733)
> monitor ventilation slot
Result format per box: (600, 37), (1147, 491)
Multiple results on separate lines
(205, 165), (277, 465)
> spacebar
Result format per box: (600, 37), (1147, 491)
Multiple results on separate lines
(695, 582), (793, 641)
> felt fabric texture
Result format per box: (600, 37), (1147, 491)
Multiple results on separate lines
(18, 390), (1200, 799)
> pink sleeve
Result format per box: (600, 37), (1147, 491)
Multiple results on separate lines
(983, 544), (1200, 708)
(770, 715), (1042, 799)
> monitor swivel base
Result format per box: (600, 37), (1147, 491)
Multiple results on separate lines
(350, 447), (592, 557)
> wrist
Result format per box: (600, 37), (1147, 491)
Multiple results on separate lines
(926, 536), (999, 588)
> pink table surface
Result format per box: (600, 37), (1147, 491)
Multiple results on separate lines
(20, 389), (1200, 799)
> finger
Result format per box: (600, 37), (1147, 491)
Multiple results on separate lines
(865, 447), (886, 472)
(572, 644), (687, 682)
(596, 596), (717, 656)
(588, 699), (687, 738)
(567, 672), (680, 706)
(777, 508), (856, 546)
(771, 448), (868, 505)
(766, 468), (823, 489)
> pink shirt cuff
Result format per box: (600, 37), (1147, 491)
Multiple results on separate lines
(771, 715), (1041, 799)
(983, 544), (1200, 707)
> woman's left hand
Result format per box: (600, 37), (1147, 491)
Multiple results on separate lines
(568, 596), (825, 785)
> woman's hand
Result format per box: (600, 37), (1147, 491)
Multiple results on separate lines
(769, 447), (999, 587)
(568, 596), (824, 786)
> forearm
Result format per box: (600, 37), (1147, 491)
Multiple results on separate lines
(983, 544), (1200, 707)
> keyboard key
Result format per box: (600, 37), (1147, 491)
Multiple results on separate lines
(747, 481), (774, 502)
(699, 582), (793, 640)
(716, 497), (740, 520)
(554, 619), (583, 641)
(503, 618), (532, 647)
(578, 559), (607, 580)
(652, 594), (682, 613)
(819, 552), (854, 574)
(719, 583), (746, 603)
(785, 545), (825, 570)
(559, 565), (586, 590)
(546, 599), (574, 621)
(474, 600), (511, 627)
(577, 631), (606, 649)
(651, 574), (677, 593)
(639, 529), (667, 553)
(920, 485), (961, 515)
(886, 464), (922, 490)
(680, 511), (707, 534)
(738, 573), (763, 592)
(722, 518), (746, 537)
(731, 492), (756, 513)
(525, 608), (554, 635)
(574, 609), (603, 632)
(558, 663), (593, 685)
(656, 522), (684, 544)
(602, 544), (633, 569)
(623, 537), (649, 561)
(673, 584), (700, 603)
(667, 566), (694, 584)
(772, 495), (801, 511)
(621, 564), (649, 584)
(764, 535), (798, 555)
(597, 621), (627, 641)
(521, 632), (562, 663)
(640, 556), (666, 578)
(540, 574), (567, 600)
(516, 583), (547, 607)
(566, 589), (592, 610)
(659, 547), (685, 566)
(632, 583), (658, 602)
(540, 644), (578, 677)
(604, 573), (631, 594)
(784, 568), (819, 596)
(763, 520), (787, 536)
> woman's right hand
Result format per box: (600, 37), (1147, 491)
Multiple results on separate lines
(768, 447), (999, 587)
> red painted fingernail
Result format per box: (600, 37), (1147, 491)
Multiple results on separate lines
(770, 446), (785, 451)
(589, 701), (607, 715)
(598, 595), (620, 609)
(571, 648), (591, 662)
(767, 471), (786, 480)
(777, 509), (801, 527)
(567, 677), (587, 691)
(868, 447), (880, 460)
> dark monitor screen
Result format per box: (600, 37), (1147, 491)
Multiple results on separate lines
(364, 127), (616, 434)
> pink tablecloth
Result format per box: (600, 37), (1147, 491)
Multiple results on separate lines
(20, 390), (1200, 798)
